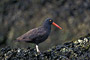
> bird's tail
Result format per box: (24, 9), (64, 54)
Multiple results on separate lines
(14, 39), (21, 42)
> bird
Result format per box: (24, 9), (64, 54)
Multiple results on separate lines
(16, 18), (62, 52)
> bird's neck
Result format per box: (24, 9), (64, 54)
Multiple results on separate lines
(42, 23), (51, 30)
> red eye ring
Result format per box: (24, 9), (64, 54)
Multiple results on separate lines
(49, 20), (52, 22)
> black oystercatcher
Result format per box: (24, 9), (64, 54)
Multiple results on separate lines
(16, 18), (62, 52)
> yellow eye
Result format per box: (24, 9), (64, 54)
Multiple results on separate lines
(49, 20), (52, 22)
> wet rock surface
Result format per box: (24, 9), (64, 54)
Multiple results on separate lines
(0, 34), (90, 60)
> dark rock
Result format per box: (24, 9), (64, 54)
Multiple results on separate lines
(0, 34), (90, 60)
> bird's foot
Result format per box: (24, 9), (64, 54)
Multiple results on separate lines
(36, 45), (41, 53)
(37, 50), (40, 53)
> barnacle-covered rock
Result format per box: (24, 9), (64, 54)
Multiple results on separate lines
(0, 34), (90, 60)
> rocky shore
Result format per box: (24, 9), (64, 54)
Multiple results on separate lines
(0, 34), (90, 60)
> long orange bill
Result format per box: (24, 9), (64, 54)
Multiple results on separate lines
(52, 22), (62, 29)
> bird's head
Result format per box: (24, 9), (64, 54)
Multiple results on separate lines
(45, 18), (54, 24)
(44, 18), (62, 29)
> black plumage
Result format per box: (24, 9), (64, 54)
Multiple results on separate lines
(16, 18), (62, 52)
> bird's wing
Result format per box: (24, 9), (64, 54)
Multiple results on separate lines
(16, 27), (46, 42)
